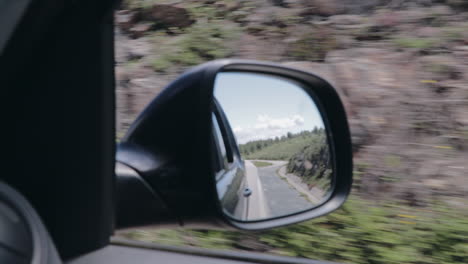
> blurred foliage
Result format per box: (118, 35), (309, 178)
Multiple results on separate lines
(122, 0), (168, 9)
(393, 37), (437, 49)
(261, 197), (468, 264)
(120, 195), (468, 264)
(442, 26), (467, 42)
(188, 3), (225, 21)
(252, 161), (273, 167)
(151, 22), (240, 72)
(287, 27), (337, 62)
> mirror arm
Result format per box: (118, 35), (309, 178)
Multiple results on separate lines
(115, 143), (181, 229)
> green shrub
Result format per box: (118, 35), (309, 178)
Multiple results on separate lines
(240, 130), (325, 161)
(287, 28), (337, 62)
(252, 161), (273, 167)
(122, 0), (167, 9)
(393, 38), (437, 49)
(151, 58), (171, 72)
(118, 195), (468, 264)
(150, 22), (239, 72)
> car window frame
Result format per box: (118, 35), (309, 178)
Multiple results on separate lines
(212, 112), (230, 173)
(212, 101), (237, 179)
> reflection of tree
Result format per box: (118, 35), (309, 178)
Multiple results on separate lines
(286, 130), (331, 191)
(239, 128), (328, 161)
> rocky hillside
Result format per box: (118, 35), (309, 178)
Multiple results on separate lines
(239, 129), (324, 160)
(286, 130), (331, 188)
(115, 0), (468, 207)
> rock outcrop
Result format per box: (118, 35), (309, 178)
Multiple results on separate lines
(115, 0), (468, 205)
(116, 5), (195, 38)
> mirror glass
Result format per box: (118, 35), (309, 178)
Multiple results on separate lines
(213, 71), (334, 222)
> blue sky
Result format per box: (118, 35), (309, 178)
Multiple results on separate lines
(214, 72), (324, 144)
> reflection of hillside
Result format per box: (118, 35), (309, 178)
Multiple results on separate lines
(278, 166), (325, 204)
(239, 129), (325, 160)
(239, 129), (331, 191)
(286, 131), (332, 192)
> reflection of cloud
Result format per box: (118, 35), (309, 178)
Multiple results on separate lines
(255, 114), (304, 129)
(234, 114), (305, 144)
(233, 126), (243, 133)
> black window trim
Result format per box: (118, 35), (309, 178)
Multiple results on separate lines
(213, 100), (235, 165)
(212, 114), (226, 173)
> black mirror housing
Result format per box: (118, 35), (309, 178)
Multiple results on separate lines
(116, 59), (353, 231)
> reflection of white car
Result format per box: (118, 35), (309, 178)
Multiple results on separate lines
(213, 98), (271, 221)
(212, 98), (251, 220)
(242, 160), (270, 220)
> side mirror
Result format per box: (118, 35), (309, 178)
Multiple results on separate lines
(115, 60), (353, 230)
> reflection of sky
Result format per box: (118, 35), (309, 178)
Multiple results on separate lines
(214, 72), (325, 144)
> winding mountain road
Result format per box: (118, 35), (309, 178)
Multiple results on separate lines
(251, 160), (313, 217)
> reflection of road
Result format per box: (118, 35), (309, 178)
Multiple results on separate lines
(253, 160), (312, 217)
(277, 166), (325, 204)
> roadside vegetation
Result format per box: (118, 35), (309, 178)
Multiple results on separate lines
(120, 194), (468, 264)
(116, 0), (468, 263)
(251, 161), (273, 168)
(151, 22), (240, 72)
(239, 129), (325, 160)
(286, 130), (331, 190)
(240, 128), (332, 191)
